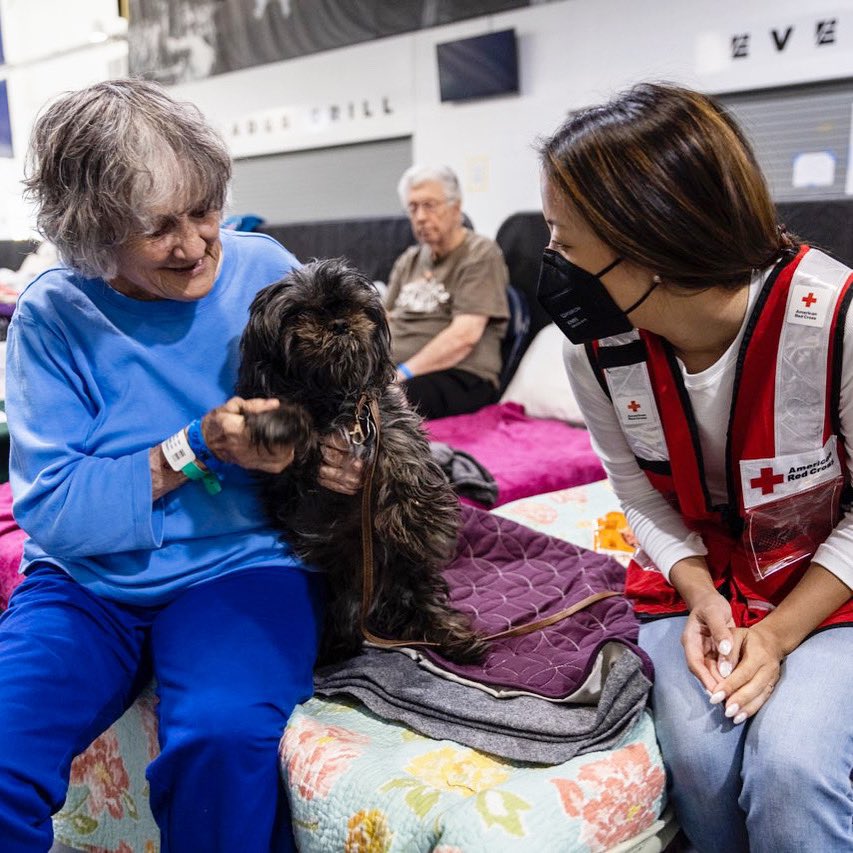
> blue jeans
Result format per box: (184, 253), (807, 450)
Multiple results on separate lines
(639, 616), (853, 853)
(0, 564), (324, 853)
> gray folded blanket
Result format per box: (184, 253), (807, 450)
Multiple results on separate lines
(429, 441), (498, 506)
(314, 645), (650, 764)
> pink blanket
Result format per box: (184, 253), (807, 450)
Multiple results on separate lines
(426, 402), (605, 508)
(0, 483), (25, 609)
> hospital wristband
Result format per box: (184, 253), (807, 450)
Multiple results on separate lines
(161, 427), (196, 472)
(396, 362), (414, 380)
(186, 417), (229, 476)
(161, 427), (222, 495)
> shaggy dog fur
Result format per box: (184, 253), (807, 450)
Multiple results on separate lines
(236, 258), (485, 665)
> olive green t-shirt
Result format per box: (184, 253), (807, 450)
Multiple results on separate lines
(384, 230), (510, 386)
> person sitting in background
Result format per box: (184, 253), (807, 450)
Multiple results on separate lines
(385, 164), (509, 419)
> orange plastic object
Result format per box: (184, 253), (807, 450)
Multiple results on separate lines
(593, 511), (637, 553)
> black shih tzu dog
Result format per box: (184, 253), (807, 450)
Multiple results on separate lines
(236, 258), (485, 665)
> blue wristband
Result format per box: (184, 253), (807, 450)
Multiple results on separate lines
(396, 362), (414, 381)
(186, 418), (229, 477)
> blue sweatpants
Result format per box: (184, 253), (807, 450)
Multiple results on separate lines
(0, 564), (325, 853)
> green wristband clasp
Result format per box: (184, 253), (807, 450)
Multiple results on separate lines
(181, 460), (222, 495)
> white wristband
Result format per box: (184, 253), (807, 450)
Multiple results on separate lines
(161, 427), (196, 472)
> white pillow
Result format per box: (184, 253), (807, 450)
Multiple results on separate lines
(500, 323), (585, 425)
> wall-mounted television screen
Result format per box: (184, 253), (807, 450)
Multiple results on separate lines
(436, 28), (519, 103)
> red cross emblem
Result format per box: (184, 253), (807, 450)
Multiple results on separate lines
(750, 467), (784, 495)
(801, 292), (818, 308)
(627, 400), (641, 412)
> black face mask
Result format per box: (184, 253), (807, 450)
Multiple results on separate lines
(537, 249), (658, 344)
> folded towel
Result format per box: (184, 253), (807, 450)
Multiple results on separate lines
(430, 441), (498, 506)
(315, 645), (650, 764)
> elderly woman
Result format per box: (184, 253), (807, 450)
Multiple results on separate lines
(385, 164), (509, 419)
(539, 83), (853, 851)
(0, 79), (358, 852)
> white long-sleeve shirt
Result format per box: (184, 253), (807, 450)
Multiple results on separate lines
(564, 266), (853, 592)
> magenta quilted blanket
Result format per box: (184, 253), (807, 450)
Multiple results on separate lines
(0, 483), (24, 610)
(425, 505), (652, 699)
(425, 402), (604, 508)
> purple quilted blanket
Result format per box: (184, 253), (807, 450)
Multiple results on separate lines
(425, 505), (653, 699)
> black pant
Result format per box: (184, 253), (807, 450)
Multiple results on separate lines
(402, 368), (497, 420)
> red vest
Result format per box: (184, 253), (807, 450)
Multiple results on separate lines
(588, 247), (853, 628)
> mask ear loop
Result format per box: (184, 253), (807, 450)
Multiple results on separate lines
(621, 274), (661, 317)
(595, 257), (623, 277)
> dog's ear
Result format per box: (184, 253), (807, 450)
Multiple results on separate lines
(247, 284), (286, 349)
(237, 282), (289, 397)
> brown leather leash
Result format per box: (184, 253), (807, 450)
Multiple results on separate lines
(352, 394), (621, 650)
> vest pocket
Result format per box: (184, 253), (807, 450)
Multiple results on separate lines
(743, 476), (841, 581)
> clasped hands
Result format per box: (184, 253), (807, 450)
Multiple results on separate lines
(201, 397), (364, 495)
(682, 590), (784, 725)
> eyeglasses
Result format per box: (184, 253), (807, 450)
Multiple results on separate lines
(406, 199), (448, 216)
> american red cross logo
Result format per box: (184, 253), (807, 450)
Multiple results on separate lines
(801, 292), (818, 308)
(750, 466), (784, 495)
(627, 400), (641, 412)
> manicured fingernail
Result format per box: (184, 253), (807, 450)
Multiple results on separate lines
(709, 691), (726, 705)
(718, 660), (732, 678)
(724, 703), (740, 718)
(733, 712), (747, 725)
(719, 639), (732, 655)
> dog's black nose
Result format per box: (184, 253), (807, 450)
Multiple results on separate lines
(331, 319), (349, 335)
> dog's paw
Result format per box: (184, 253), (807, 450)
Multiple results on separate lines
(245, 402), (314, 454)
(427, 609), (489, 664)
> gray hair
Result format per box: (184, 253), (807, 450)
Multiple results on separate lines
(396, 164), (461, 208)
(24, 78), (232, 280)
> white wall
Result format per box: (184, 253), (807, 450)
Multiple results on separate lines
(411, 0), (853, 234)
(1, 0), (851, 239)
(0, 0), (127, 238)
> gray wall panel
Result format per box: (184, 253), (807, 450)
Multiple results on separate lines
(228, 136), (412, 224)
(721, 79), (853, 201)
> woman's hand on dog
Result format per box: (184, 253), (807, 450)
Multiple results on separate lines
(318, 432), (365, 495)
(201, 397), (363, 489)
(202, 397), (296, 473)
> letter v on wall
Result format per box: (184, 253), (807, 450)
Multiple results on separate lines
(771, 26), (794, 51)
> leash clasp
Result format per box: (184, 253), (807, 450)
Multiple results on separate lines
(348, 393), (376, 447)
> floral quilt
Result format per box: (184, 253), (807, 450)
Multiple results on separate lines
(52, 694), (666, 853)
(282, 698), (665, 852)
(52, 685), (160, 853)
(493, 479), (629, 563)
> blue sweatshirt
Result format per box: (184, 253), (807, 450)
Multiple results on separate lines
(6, 230), (307, 605)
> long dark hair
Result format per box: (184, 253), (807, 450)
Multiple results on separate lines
(539, 82), (797, 288)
